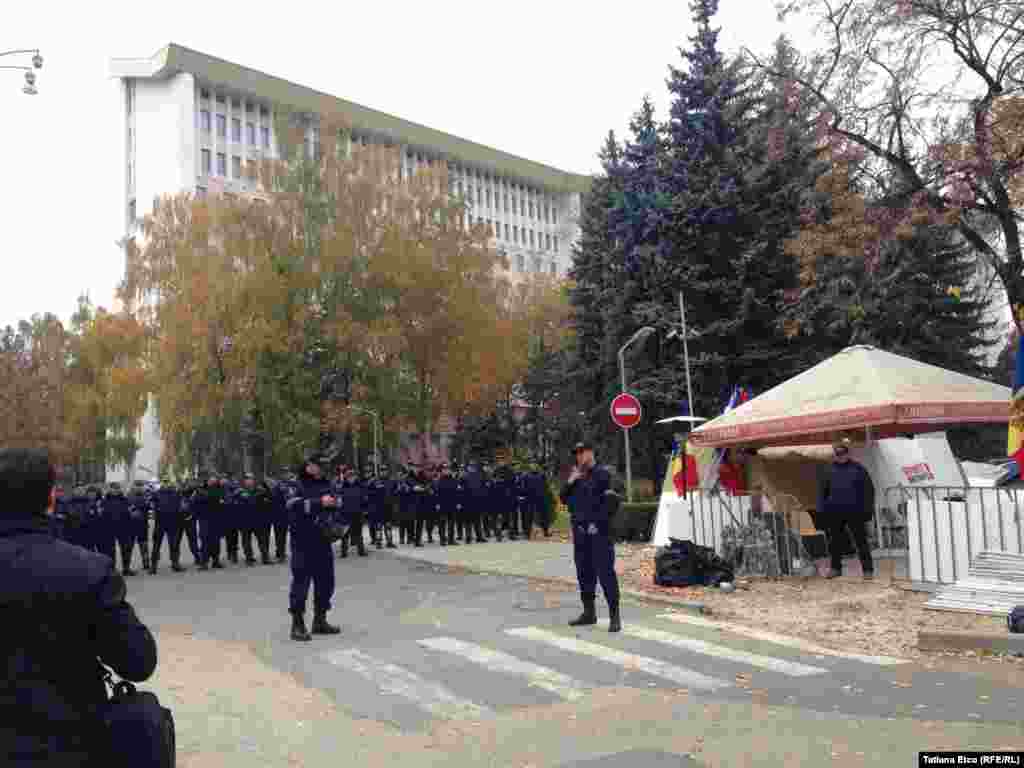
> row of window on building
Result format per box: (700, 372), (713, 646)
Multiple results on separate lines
(199, 108), (272, 150)
(399, 150), (559, 226)
(514, 252), (558, 276)
(200, 149), (245, 180)
(467, 214), (559, 253)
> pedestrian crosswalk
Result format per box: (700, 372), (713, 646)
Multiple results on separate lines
(312, 614), (906, 728)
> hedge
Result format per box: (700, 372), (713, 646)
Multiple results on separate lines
(613, 502), (659, 543)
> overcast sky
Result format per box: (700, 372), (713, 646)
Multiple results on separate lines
(1, 1), (816, 330)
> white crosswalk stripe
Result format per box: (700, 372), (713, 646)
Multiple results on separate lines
(323, 648), (493, 720)
(505, 627), (731, 691)
(657, 613), (907, 666)
(418, 637), (588, 701)
(621, 625), (828, 677)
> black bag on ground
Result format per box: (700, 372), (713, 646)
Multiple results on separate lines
(99, 667), (175, 768)
(693, 544), (735, 587)
(654, 538), (702, 587)
(1009, 606), (1024, 634)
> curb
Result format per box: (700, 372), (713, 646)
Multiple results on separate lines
(918, 630), (1024, 655)
(387, 550), (708, 616)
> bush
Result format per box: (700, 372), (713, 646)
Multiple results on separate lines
(613, 502), (659, 543)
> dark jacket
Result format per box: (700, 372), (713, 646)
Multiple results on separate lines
(153, 488), (182, 523)
(560, 464), (612, 528)
(100, 491), (131, 525)
(287, 476), (336, 539)
(0, 516), (158, 767)
(822, 460), (872, 521)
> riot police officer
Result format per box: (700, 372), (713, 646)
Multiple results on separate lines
(561, 442), (622, 633)
(86, 484), (112, 558)
(287, 454), (343, 641)
(128, 480), (153, 573)
(435, 464), (459, 546)
(395, 468), (416, 546)
(461, 462), (487, 543)
(151, 481), (186, 573)
(191, 474), (225, 570)
(338, 466), (368, 558)
(102, 482), (135, 575)
(270, 473), (294, 561)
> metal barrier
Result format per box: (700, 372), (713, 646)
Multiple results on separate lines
(892, 485), (1024, 585)
(654, 490), (816, 578)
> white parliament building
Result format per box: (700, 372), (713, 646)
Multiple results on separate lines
(107, 43), (590, 483)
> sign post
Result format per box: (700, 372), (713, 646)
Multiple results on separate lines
(611, 392), (643, 502)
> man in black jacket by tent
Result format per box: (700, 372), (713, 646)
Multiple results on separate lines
(560, 442), (621, 633)
(821, 441), (875, 580)
(0, 448), (157, 767)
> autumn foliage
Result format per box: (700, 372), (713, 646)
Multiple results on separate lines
(120, 114), (566, 474)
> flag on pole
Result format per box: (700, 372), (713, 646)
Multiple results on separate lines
(1008, 334), (1024, 478)
(670, 438), (687, 496)
(699, 386), (750, 491)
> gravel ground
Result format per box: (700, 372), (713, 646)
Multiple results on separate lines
(611, 544), (1017, 666)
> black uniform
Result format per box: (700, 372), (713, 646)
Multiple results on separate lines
(85, 487), (109, 556)
(338, 475), (368, 558)
(460, 465), (487, 543)
(151, 485), (190, 573)
(561, 461), (621, 631)
(395, 473), (417, 545)
(101, 487), (134, 575)
(367, 473), (396, 548)
(126, 486), (152, 573)
(221, 478), (241, 563)
(270, 478), (293, 561)
(190, 481), (225, 570)
(484, 469), (505, 541)
(523, 470), (548, 539)
(0, 513), (158, 766)
(435, 469), (459, 546)
(287, 468), (342, 640)
(411, 470), (434, 546)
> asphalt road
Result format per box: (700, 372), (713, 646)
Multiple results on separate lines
(124, 543), (1024, 768)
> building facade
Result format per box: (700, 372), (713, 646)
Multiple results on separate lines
(107, 43), (589, 481)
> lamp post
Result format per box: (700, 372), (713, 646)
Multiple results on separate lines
(1, 48), (43, 95)
(347, 405), (380, 475)
(666, 291), (697, 420)
(618, 326), (655, 503)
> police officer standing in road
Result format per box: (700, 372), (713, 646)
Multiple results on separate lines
(270, 472), (294, 562)
(151, 480), (186, 573)
(191, 473), (225, 570)
(287, 455), (342, 641)
(435, 463), (459, 546)
(561, 441), (622, 633)
(338, 466), (369, 558)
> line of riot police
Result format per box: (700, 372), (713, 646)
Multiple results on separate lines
(46, 460), (553, 575)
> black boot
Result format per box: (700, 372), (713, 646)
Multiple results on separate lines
(340, 541), (349, 558)
(148, 560), (158, 576)
(291, 614), (312, 642)
(171, 562), (185, 573)
(358, 543), (368, 557)
(608, 602), (621, 633)
(311, 613), (341, 635)
(569, 598), (597, 627)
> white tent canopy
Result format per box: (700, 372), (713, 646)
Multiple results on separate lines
(690, 346), (1010, 449)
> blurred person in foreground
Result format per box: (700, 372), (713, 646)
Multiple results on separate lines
(0, 448), (157, 767)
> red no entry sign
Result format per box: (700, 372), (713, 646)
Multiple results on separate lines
(610, 392), (642, 429)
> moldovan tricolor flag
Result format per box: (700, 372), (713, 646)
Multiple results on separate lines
(1008, 334), (1024, 475)
(667, 438), (707, 497)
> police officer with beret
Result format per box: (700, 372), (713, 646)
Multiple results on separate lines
(560, 441), (622, 633)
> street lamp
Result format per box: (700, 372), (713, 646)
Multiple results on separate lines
(347, 405), (381, 476)
(1, 48), (43, 95)
(618, 326), (655, 503)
